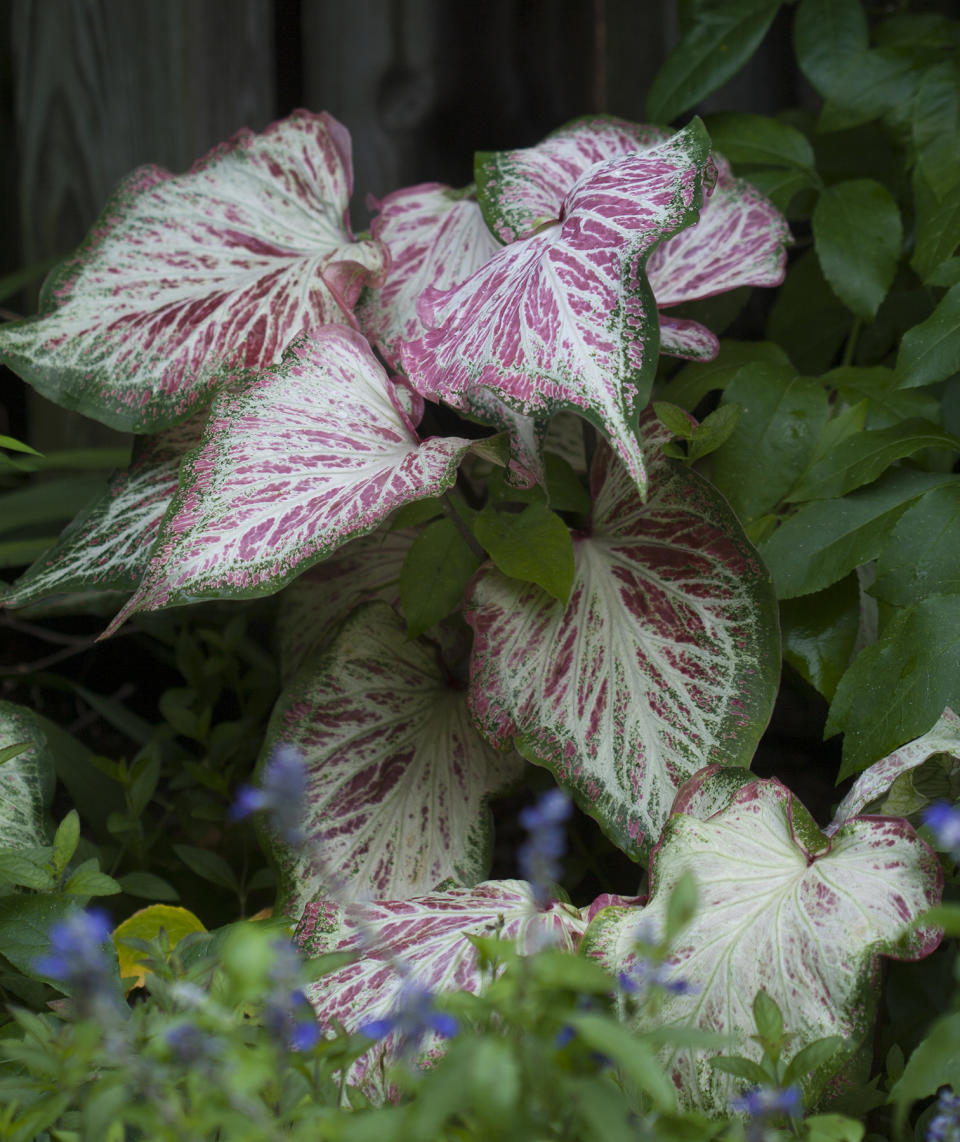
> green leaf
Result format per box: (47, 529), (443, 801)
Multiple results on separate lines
(686, 403), (742, 462)
(0, 742), (30, 767)
(896, 282), (960, 389)
(781, 574), (860, 702)
(753, 989), (784, 1054)
(399, 517), (481, 639)
(704, 112), (816, 171)
(890, 1011), (960, 1107)
(912, 61), (960, 204)
(0, 850), (55, 892)
(652, 402), (695, 440)
(707, 1055), (772, 1084)
(828, 594), (960, 776)
(912, 167), (960, 283)
(828, 366), (940, 429)
(872, 485), (960, 606)
(812, 180), (902, 321)
(0, 256), (61, 305)
(172, 843), (240, 895)
(0, 474), (107, 537)
(710, 367), (828, 522)
(803, 1114), (865, 1142)
(665, 870), (698, 940)
(543, 453), (590, 514)
(786, 419), (960, 503)
(389, 496), (445, 530)
(0, 537), (60, 569)
(51, 810), (80, 878)
(744, 166), (819, 214)
(566, 1012), (676, 1112)
(782, 1036), (846, 1088)
(767, 250), (851, 374)
(645, 0), (782, 124)
(116, 870), (180, 902)
(818, 50), (920, 135)
(0, 893), (78, 978)
(794, 0), (868, 98)
(665, 339), (794, 413)
(0, 436), (41, 457)
(757, 468), (956, 599)
(63, 861), (122, 897)
(472, 502), (575, 605)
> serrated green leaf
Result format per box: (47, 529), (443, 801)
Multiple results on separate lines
(872, 485), (960, 606)
(781, 574), (860, 702)
(710, 368), (828, 522)
(828, 594), (960, 776)
(472, 502), (574, 605)
(687, 403), (742, 462)
(794, 0), (868, 98)
(889, 1011), (960, 1107)
(828, 366), (940, 429)
(646, 0), (782, 124)
(912, 61), (960, 205)
(812, 180), (902, 321)
(704, 112), (816, 171)
(51, 810), (80, 878)
(653, 402), (695, 440)
(63, 862), (121, 897)
(399, 517), (481, 639)
(0, 850), (55, 891)
(896, 282), (960, 389)
(913, 167), (960, 283)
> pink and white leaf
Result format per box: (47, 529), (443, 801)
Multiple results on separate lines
(0, 111), (386, 432)
(827, 707), (960, 835)
(104, 329), (481, 633)
(657, 315), (720, 361)
(2, 417), (204, 611)
(585, 769), (943, 1111)
(402, 121), (715, 497)
(297, 879), (587, 1099)
(466, 417), (780, 859)
(261, 602), (524, 920)
(357, 184), (501, 370)
(275, 526), (415, 680)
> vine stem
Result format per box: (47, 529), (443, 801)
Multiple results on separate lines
(442, 491), (487, 562)
(841, 317), (862, 368)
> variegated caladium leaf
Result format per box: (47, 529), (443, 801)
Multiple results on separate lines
(297, 879), (587, 1099)
(402, 121), (715, 498)
(357, 183), (501, 371)
(0, 110), (386, 432)
(826, 707), (960, 835)
(1, 417), (204, 612)
(0, 702), (57, 849)
(103, 329), (487, 635)
(466, 418), (780, 860)
(260, 602), (524, 919)
(476, 117), (789, 364)
(584, 767), (943, 1112)
(275, 527), (415, 680)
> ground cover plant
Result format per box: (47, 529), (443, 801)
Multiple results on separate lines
(1, 0), (960, 1137)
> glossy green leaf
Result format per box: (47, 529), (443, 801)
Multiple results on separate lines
(872, 485), (960, 605)
(646, 0), (782, 124)
(767, 250), (851, 375)
(896, 282), (960, 389)
(703, 112), (815, 172)
(781, 574), (860, 702)
(653, 402), (695, 440)
(827, 366), (940, 429)
(758, 468), (956, 599)
(912, 167), (960, 283)
(665, 339), (794, 413)
(889, 1011), (960, 1108)
(794, 0), (868, 98)
(828, 594), (960, 777)
(400, 518), (481, 639)
(686, 404), (742, 462)
(472, 502), (575, 605)
(812, 180), (902, 321)
(818, 50), (920, 135)
(746, 166), (818, 214)
(912, 61), (960, 204)
(710, 367), (828, 522)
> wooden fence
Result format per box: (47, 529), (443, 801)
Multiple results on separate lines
(0, 0), (802, 450)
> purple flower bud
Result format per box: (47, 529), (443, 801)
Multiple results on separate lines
(618, 956), (699, 999)
(518, 788), (572, 909)
(231, 744), (308, 847)
(923, 803), (960, 854)
(262, 938), (322, 1052)
(928, 1088), (960, 1142)
(730, 1085), (803, 1119)
(359, 981), (458, 1055)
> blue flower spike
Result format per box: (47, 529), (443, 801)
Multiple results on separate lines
(922, 802), (960, 856)
(359, 981), (458, 1057)
(928, 1088), (960, 1142)
(231, 744), (308, 847)
(33, 908), (122, 1018)
(263, 938), (321, 1052)
(730, 1085), (803, 1134)
(518, 787), (572, 909)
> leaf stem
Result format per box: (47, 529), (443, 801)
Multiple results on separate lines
(442, 492), (487, 562)
(841, 317), (862, 368)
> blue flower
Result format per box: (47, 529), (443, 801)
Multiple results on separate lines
(165, 1023), (220, 1066)
(263, 938), (321, 1052)
(618, 960), (699, 999)
(730, 1085), (803, 1120)
(928, 1088), (960, 1142)
(518, 788), (572, 908)
(360, 981), (458, 1055)
(33, 909), (119, 1014)
(923, 803), (960, 854)
(231, 744), (308, 846)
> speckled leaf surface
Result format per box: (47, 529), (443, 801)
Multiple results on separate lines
(2, 417), (203, 611)
(0, 702), (57, 849)
(357, 183), (501, 370)
(0, 111), (386, 431)
(275, 527), (415, 680)
(584, 769), (943, 1111)
(465, 420), (780, 860)
(104, 329), (480, 633)
(402, 122), (715, 496)
(261, 603), (524, 919)
(827, 707), (960, 835)
(297, 879), (587, 1097)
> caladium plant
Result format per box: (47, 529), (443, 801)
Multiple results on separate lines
(0, 101), (947, 1121)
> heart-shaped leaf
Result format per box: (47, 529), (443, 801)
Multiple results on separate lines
(297, 879), (587, 1099)
(1, 417), (204, 611)
(0, 702), (57, 849)
(402, 122), (715, 497)
(261, 603), (524, 919)
(104, 329), (484, 634)
(465, 416), (780, 859)
(0, 111), (386, 431)
(584, 767), (943, 1111)
(358, 183), (501, 369)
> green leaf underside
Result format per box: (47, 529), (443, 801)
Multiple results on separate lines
(261, 603), (524, 920)
(466, 419), (779, 860)
(584, 771), (942, 1111)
